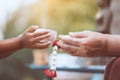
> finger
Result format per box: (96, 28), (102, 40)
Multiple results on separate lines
(57, 42), (79, 53)
(69, 30), (92, 38)
(69, 32), (87, 38)
(75, 47), (90, 57)
(59, 46), (87, 57)
(34, 41), (51, 49)
(26, 25), (39, 33)
(59, 48), (77, 56)
(33, 34), (51, 42)
(59, 35), (85, 47)
(33, 31), (49, 38)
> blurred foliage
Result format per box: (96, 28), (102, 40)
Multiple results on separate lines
(3, 0), (98, 62)
(4, 0), (98, 38)
(47, 0), (98, 34)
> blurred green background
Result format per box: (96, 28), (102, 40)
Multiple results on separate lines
(4, 0), (98, 38)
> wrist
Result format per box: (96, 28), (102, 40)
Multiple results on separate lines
(106, 35), (120, 57)
(104, 34), (111, 56)
(17, 35), (24, 49)
(98, 34), (110, 56)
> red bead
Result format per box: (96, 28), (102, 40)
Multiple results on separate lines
(53, 40), (60, 48)
(44, 69), (57, 78)
(53, 40), (58, 46)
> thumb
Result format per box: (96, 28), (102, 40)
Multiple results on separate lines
(26, 25), (39, 33)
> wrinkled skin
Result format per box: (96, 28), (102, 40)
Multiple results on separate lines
(58, 31), (108, 57)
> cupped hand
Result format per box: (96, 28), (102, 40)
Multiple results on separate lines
(20, 26), (51, 49)
(58, 30), (109, 57)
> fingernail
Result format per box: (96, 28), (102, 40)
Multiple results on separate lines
(58, 35), (63, 38)
(69, 32), (74, 35)
(34, 26), (39, 29)
(48, 41), (52, 44)
(48, 33), (51, 36)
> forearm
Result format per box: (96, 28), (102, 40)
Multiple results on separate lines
(0, 37), (22, 59)
(0, 26), (52, 59)
(107, 35), (120, 57)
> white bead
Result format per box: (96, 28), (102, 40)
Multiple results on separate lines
(50, 46), (58, 70)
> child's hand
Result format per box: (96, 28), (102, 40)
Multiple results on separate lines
(20, 26), (51, 49)
(58, 30), (109, 57)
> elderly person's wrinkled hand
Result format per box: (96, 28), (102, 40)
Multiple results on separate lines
(58, 30), (109, 57)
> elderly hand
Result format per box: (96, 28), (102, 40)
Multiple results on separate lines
(20, 26), (51, 49)
(58, 30), (109, 57)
